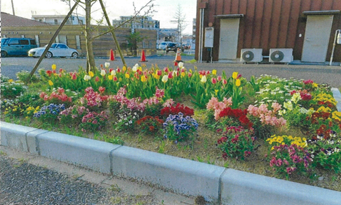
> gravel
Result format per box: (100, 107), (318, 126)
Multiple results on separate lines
(0, 154), (154, 205)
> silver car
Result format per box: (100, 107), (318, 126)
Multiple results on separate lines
(28, 43), (78, 58)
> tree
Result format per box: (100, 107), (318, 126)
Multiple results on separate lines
(126, 32), (144, 56)
(61, 0), (155, 72)
(171, 4), (187, 46)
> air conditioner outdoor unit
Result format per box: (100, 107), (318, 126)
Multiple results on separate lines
(240, 49), (263, 63)
(269, 48), (293, 63)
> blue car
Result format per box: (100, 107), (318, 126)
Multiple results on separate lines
(1, 38), (37, 57)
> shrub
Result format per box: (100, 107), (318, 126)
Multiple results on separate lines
(1, 81), (27, 99)
(16, 70), (40, 83)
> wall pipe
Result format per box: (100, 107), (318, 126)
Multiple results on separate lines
(329, 29), (341, 66)
(199, 8), (205, 63)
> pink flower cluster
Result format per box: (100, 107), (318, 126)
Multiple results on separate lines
(39, 88), (72, 102)
(59, 105), (89, 119)
(81, 111), (108, 124)
(80, 87), (108, 107)
(247, 103), (286, 127)
(206, 97), (233, 120)
(163, 99), (175, 108)
(143, 87), (165, 106)
(109, 87), (145, 111)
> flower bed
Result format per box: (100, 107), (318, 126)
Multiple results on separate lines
(1, 62), (341, 191)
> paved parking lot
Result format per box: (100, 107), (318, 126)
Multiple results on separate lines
(2, 56), (341, 87)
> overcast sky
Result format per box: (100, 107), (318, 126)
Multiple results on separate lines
(1, 0), (197, 34)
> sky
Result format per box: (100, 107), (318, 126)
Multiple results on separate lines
(1, 0), (197, 34)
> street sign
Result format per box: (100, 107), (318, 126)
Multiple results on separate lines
(204, 27), (214, 48)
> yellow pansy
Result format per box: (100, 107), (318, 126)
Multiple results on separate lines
(51, 64), (57, 70)
(312, 83), (318, 88)
(48, 80), (53, 86)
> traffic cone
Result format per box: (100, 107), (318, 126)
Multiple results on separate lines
(174, 48), (183, 63)
(109, 49), (116, 61)
(140, 49), (148, 62)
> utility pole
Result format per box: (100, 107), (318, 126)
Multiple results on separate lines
(11, 0), (15, 16)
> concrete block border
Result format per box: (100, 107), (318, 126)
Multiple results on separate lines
(331, 88), (341, 111)
(1, 88), (341, 203)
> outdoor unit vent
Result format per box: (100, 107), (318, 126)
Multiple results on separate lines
(269, 48), (293, 63)
(240, 49), (263, 63)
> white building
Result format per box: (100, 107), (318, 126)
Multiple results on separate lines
(32, 15), (85, 25)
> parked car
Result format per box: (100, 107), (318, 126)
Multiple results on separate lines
(28, 43), (79, 58)
(166, 43), (184, 53)
(158, 42), (169, 50)
(1, 38), (37, 57)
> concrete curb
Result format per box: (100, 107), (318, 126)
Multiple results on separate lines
(331, 88), (341, 111)
(2, 121), (341, 204)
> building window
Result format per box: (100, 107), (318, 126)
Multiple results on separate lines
(54, 19), (58, 25)
(21, 35), (25, 38)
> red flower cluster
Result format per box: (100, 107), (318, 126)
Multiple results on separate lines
(136, 116), (164, 132)
(160, 103), (194, 117)
(316, 124), (331, 139)
(219, 108), (253, 129)
(318, 101), (335, 108)
(290, 90), (312, 101)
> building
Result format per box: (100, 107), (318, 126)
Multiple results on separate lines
(196, 0), (341, 63)
(2, 12), (157, 57)
(32, 14), (85, 25)
(112, 16), (160, 30)
(192, 18), (197, 49)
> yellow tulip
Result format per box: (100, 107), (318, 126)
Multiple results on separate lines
(139, 67), (142, 71)
(125, 73), (130, 78)
(141, 75), (147, 82)
(236, 79), (241, 87)
(212, 70), (217, 75)
(181, 72), (186, 78)
(108, 75), (113, 80)
(48, 80), (53, 86)
(201, 75), (207, 83)
(232, 72), (238, 79)
(89, 71), (94, 77)
(51, 64), (57, 70)
(123, 66), (127, 72)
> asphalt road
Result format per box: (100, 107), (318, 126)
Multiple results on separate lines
(2, 55), (341, 87)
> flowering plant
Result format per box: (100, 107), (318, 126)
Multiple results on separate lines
(136, 116), (164, 134)
(113, 106), (142, 132)
(160, 103), (194, 117)
(79, 87), (109, 111)
(33, 103), (65, 123)
(268, 144), (313, 178)
(308, 131), (341, 173)
(39, 87), (73, 107)
(79, 111), (108, 132)
(1, 81), (27, 99)
(217, 126), (255, 160)
(59, 105), (89, 125)
(219, 107), (253, 129)
(163, 112), (198, 142)
(266, 135), (307, 150)
(247, 103), (286, 138)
